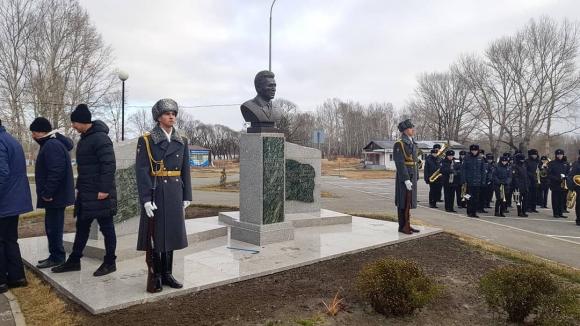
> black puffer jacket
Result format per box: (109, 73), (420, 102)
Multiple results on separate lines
(35, 133), (75, 209)
(511, 163), (529, 192)
(74, 120), (117, 219)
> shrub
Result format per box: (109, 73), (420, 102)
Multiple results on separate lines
(535, 286), (580, 326)
(356, 257), (439, 317)
(479, 265), (559, 323)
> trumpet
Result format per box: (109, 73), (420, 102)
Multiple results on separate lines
(513, 189), (521, 207)
(500, 184), (506, 203)
(461, 183), (468, 201)
(429, 168), (442, 183)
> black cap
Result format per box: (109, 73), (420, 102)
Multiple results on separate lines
(555, 149), (564, 155)
(515, 153), (526, 162)
(446, 150), (455, 156)
(29, 117), (52, 132)
(469, 144), (480, 151)
(540, 156), (548, 161)
(397, 119), (414, 132)
(430, 148), (438, 154)
(485, 153), (493, 159)
(70, 104), (92, 123)
(500, 156), (509, 162)
(528, 149), (538, 156)
(433, 144), (441, 150)
(503, 152), (511, 157)
(459, 150), (466, 155)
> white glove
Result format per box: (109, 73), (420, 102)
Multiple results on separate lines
(560, 174), (566, 179)
(404, 180), (413, 191)
(144, 201), (157, 218)
(183, 201), (191, 209)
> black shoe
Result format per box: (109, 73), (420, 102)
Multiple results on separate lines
(429, 204), (437, 208)
(560, 215), (568, 218)
(0, 284), (7, 294)
(410, 227), (420, 233)
(37, 259), (64, 269)
(518, 213), (528, 217)
(161, 274), (183, 289)
(398, 229), (413, 235)
(37, 257), (50, 264)
(52, 260), (81, 273)
(7, 279), (27, 289)
(93, 262), (116, 277)
(563, 210), (569, 213)
(530, 210), (539, 213)
(576, 221), (580, 226)
(494, 213), (501, 217)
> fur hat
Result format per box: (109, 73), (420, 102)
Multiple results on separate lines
(152, 98), (178, 121)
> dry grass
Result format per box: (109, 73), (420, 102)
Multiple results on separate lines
(11, 270), (85, 326)
(193, 181), (240, 192)
(321, 290), (344, 316)
(321, 157), (395, 179)
(321, 191), (340, 198)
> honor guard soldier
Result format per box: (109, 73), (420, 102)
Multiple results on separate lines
(440, 150), (459, 212)
(461, 144), (486, 218)
(547, 149), (568, 218)
(493, 156), (511, 216)
(512, 153), (529, 217)
(525, 149), (540, 213)
(482, 153), (495, 209)
(135, 99), (192, 293)
(424, 148), (441, 208)
(393, 119), (420, 234)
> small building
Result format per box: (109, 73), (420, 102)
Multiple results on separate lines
(189, 145), (211, 167)
(362, 140), (466, 170)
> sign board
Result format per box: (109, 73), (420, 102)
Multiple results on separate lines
(312, 129), (325, 144)
(189, 149), (210, 167)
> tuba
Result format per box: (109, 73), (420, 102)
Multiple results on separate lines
(566, 175), (580, 209)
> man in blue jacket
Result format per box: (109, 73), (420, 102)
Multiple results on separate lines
(0, 119), (33, 293)
(461, 144), (486, 218)
(30, 117), (75, 269)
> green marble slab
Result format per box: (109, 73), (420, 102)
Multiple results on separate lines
(285, 159), (315, 203)
(262, 137), (285, 224)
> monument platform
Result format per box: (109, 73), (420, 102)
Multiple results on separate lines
(19, 215), (440, 314)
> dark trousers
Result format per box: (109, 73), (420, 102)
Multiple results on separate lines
(456, 186), (465, 207)
(466, 185), (480, 216)
(69, 215), (117, 264)
(516, 191), (528, 216)
(537, 185), (549, 207)
(551, 190), (565, 216)
(527, 183), (537, 211)
(494, 186), (507, 215)
(45, 207), (66, 262)
(428, 182), (441, 206)
(480, 185), (492, 209)
(561, 191), (568, 212)
(444, 184), (455, 211)
(0, 216), (25, 284)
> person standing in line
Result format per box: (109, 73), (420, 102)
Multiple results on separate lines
(461, 144), (486, 218)
(52, 104), (118, 276)
(537, 155), (550, 209)
(547, 149), (568, 218)
(29, 117), (75, 269)
(440, 149), (458, 212)
(0, 119), (32, 293)
(492, 156), (511, 217)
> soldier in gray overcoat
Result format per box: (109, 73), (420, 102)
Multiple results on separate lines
(135, 98), (192, 292)
(393, 119), (420, 234)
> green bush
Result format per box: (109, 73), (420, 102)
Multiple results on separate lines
(535, 286), (580, 326)
(479, 265), (561, 323)
(356, 257), (439, 317)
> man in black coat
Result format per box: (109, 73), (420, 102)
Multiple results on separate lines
(135, 98), (192, 293)
(461, 144), (486, 218)
(52, 104), (118, 276)
(567, 150), (580, 226)
(493, 156), (511, 217)
(29, 118), (75, 269)
(456, 150), (466, 208)
(525, 149), (540, 213)
(440, 150), (458, 212)
(512, 153), (529, 217)
(537, 155), (550, 208)
(562, 155), (571, 213)
(481, 153), (495, 210)
(424, 149), (441, 208)
(0, 119), (33, 293)
(547, 149), (568, 218)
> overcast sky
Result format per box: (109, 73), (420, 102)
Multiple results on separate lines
(78, 0), (580, 131)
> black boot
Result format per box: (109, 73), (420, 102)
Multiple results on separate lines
(161, 251), (183, 289)
(93, 262), (116, 277)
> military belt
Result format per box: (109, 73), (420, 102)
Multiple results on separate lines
(151, 171), (181, 177)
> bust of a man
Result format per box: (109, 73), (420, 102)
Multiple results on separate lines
(241, 70), (281, 133)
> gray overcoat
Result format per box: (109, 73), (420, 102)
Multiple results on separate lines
(135, 126), (192, 252)
(393, 134), (418, 209)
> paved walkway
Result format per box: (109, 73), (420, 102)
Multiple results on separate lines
(0, 292), (24, 326)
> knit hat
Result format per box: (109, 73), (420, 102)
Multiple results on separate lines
(29, 117), (52, 132)
(70, 104), (92, 123)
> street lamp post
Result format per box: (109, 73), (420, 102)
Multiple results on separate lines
(269, 0), (277, 71)
(118, 70), (129, 141)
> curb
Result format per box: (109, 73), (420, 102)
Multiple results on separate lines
(3, 291), (25, 326)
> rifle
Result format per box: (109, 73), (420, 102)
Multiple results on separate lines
(143, 133), (162, 293)
(403, 188), (412, 234)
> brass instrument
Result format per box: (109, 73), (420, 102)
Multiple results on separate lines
(566, 175), (580, 209)
(434, 143), (449, 158)
(500, 184), (506, 202)
(429, 168), (442, 183)
(562, 178), (568, 190)
(536, 168), (541, 185)
(539, 158), (550, 178)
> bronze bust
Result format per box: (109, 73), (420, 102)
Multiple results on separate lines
(241, 70), (281, 133)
